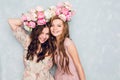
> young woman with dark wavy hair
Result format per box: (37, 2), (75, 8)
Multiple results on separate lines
(50, 16), (86, 80)
(8, 18), (56, 80)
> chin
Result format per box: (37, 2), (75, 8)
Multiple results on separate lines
(52, 34), (60, 37)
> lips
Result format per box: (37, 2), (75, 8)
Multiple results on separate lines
(52, 31), (59, 33)
(39, 38), (47, 43)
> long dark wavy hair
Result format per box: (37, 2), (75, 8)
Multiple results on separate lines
(26, 22), (56, 62)
(50, 16), (72, 74)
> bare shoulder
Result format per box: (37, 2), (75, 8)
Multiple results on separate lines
(64, 37), (74, 47)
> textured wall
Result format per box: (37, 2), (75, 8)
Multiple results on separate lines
(0, 0), (120, 80)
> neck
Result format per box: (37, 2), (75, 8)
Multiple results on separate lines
(56, 35), (61, 42)
(56, 37), (60, 46)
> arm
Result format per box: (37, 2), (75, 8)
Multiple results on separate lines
(8, 18), (30, 48)
(8, 18), (30, 66)
(8, 18), (23, 31)
(66, 38), (86, 80)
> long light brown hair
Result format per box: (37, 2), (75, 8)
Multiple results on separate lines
(50, 16), (72, 74)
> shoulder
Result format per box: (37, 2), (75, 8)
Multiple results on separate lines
(64, 38), (78, 58)
(64, 37), (74, 47)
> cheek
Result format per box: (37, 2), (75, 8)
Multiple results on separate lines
(60, 27), (63, 32)
(46, 35), (49, 39)
(50, 27), (53, 31)
(38, 35), (41, 39)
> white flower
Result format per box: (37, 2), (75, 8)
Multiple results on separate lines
(29, 8), (36, 13)
(24, 26), (32, 32)
(58, 14), (66, 22)
(64, 1), (72, 10)
(49, 6), (56, 17)
(50, 10), (56, 17)
(36, 6), (44, 11)
(44, 9), (52, 21)
(50, 6), (57, 11)
(25, 13), (32, 21)
(30, 13), (37, 21)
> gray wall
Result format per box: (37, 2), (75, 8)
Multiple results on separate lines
(0, 0), (120, 80)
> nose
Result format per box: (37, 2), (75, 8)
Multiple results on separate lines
(52, 26), (57, 30)
(43, 34), (49, 39)
(42, 34), (46, 39)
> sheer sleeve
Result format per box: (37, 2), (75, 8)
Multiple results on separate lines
(13, 27), (30, 49)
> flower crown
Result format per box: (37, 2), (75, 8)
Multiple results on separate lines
(21, 1), (74, 32)
(21, 6), (52, 32)
(55, 1), (74, 22)
(46, 1), (75, 22)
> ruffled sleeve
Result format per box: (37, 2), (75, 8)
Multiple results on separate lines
(13, 27), (30, 49)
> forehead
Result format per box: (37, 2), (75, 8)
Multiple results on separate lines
(52, 19), (63, 24)
(42, 27), (49, 33)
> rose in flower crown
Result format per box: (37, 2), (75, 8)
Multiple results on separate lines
(21, 6), (52, 32)
(51, 1), (75, 22)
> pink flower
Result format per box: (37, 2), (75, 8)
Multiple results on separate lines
(37, 11), (45, 19)
(28, 21), (36, 28)
(23, 22), (29, 26)
(61, 7), (69, 15)
(37, 19), (46, 25)
(56, 7), (61, 15)
(21, 15), (27, 21)
(66, 12), (72, 21)
(66, 15), (71, 21)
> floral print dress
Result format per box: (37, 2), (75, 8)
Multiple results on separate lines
(13, 27), (54, 80)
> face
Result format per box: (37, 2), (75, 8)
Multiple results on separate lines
(50, 19), (64, 38)
(38, 27), (49, 43)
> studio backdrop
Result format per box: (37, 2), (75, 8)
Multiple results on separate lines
(0, 0), (120, 80)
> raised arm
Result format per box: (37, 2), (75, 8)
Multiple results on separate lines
(8, 18), (23, 31)
(8, 18), (30, 49)
(66, 38), (86, 80)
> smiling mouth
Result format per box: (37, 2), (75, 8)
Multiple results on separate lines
(40, 38), (46, 42)
(52, 31), (59, 33)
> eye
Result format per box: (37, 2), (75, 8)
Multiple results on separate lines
(57, 24), (61, 27)
(46, 33), (49, 35)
